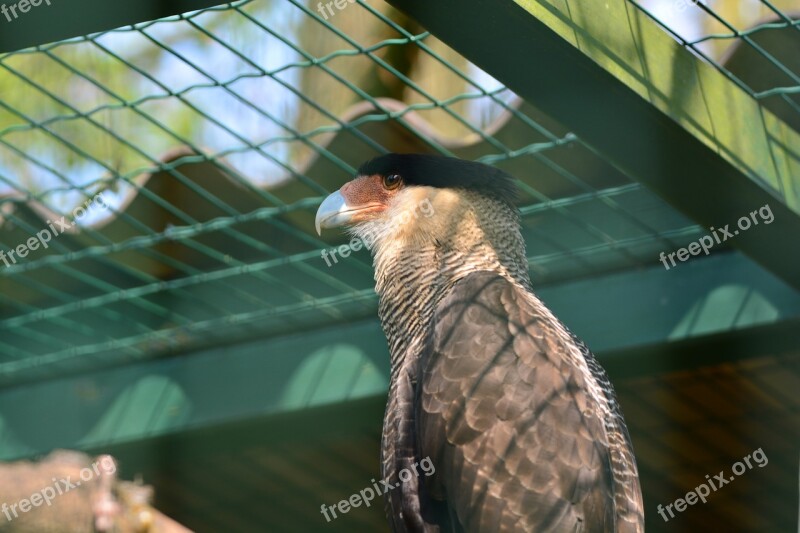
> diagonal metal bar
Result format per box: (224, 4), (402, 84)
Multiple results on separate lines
(386, 0), (800, 290)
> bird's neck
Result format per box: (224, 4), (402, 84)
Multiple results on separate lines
(369, 194), (531, 372)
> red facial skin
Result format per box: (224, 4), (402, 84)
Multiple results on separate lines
(340, 174), (402, 222)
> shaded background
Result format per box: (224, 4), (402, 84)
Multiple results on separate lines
(0, 0), (798, 531)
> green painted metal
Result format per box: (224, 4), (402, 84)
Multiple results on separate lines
(1, 250), (797, 461)
(0, 1), (582, 381)
(386, 0), (800, 290)
(1, 0), (796, 386)
(631, 1), (800, 128)
(0, 0), (228, 53)
(0, 5), (796, 529)
(0, 2), (796, 498)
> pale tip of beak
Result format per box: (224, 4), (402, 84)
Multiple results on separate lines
(315, 190), (349, 235)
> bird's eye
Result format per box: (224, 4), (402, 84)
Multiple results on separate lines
(382, 174), (402, 190)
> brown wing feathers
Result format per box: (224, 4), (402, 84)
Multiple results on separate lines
(415, 271), (625, 532)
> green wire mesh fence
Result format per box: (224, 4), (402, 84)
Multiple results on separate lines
(0, 0), (796, 383)
(633, 0), (799, 129)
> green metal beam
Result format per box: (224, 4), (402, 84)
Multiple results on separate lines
(602, 316), (800, 380)
(1, 251), (798, 461)
(0, 0), (226, 53)
(386, 0), (800, 290)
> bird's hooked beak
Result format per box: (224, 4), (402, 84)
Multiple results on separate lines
(315, 190), (353, 235)
(315, 181), (389, 235)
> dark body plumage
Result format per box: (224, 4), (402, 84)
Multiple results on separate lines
(317, 154), (644, 532)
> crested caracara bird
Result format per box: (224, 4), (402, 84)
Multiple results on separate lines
(315, 153), (644, 532)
